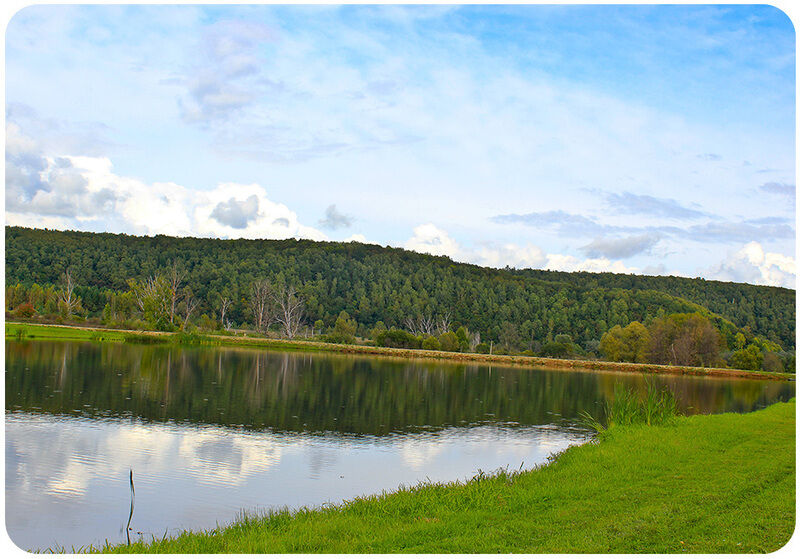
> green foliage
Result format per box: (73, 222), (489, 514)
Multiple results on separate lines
(455, 326), (469, 351)
(599, 321), (650, 363)
(127, 275), (174, 331)
(172, 331), (215, 346)
(581, 379), (680, 433)
(4, 227), (796, 351)
(599, 313), (796, 372)
(421, 336), (441, 350)
(367, 321), (387, 341)
(729, 343), (764, 371)
(438, 331), (459, 352)
(375, 328), (421, 349)
(324, 311), (358, 344)
(197, 314), (217, 332)
(540, 341), (569, 358)
(554, 333), (572, 345)
(122, 333), (169, 344)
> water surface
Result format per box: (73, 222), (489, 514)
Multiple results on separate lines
(5, 340), (794, 550)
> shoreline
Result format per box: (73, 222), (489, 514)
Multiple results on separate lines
(5, 321), (792, 381)
(93, 400), (796, 553)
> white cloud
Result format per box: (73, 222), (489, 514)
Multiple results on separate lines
(403, 223), (462, 259)
(706, 241), (795, 288)
(194, 182), (327, 241)
(402, 223), (635, 274)
(6, 147), (328, 241)
(474, 243), (548, 270)
(544, 254), (637, 274)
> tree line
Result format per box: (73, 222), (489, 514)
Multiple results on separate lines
(5, 227), (795, 371)
(598, 313), (792, 373)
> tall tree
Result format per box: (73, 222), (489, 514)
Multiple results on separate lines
(250, 279), (276, 334)
(275, 284), (305, 339)
(57, 268), (81, 319)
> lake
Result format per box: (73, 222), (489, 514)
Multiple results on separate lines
(5, 340), (795, 551)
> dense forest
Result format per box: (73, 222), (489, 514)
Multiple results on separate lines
(5, 227), (795, 371)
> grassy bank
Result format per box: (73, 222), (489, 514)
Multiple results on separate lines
(5, 321), (792, 380)
(97, 400), (795, 554)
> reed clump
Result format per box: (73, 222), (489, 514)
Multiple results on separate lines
(122, 333), (168, 344)
(580, 377), (680, 433)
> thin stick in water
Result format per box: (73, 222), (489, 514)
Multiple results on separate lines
(126, 469), (135, 546)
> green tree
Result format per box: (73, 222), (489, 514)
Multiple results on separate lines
(599, 326), (625, 362)
(325, 311), (357, 344)
(730, 344), (763, 371)
(422, 336), (441, 350)
(438, 331), (459, 352)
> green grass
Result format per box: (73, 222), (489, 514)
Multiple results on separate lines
(5, 322), (129, 342)
(95, 400), (795, 554)
(580, 377), (681, 432)
(4, 323), (213, 346)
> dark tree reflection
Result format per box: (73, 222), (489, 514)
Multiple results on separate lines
(6, 341), (794, 436)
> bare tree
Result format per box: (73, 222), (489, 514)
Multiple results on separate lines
(403, 316), (419, 335)
(405, 314), (436, 336)
(181, 296), (199, 330)
(130, 274), (171, 325)
(469, 330), (481, 352)
(275, 284), (305, 339)
(219, 296), (232, 330)
(250, 279), (277, 333)
(168, 262), (186, 325)
(57, 268), (81, 318)
(436, 311), (452, 335)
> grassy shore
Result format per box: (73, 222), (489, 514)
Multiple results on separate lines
(5, 321), (792, 380)
(95, 400), (796, 554)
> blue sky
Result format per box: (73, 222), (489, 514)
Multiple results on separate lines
(4, 4), (796, 287)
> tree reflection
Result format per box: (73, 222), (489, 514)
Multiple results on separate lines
(6, 341), (794, 436)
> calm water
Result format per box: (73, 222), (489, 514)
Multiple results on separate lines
(5, 340), (795, 551)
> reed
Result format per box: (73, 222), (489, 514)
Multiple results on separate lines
(122, 333), (168, 344)
(580, 377), (680, 433)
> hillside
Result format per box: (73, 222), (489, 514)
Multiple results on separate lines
(4, 226), (795, 351)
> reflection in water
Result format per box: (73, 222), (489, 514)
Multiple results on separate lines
(4, 340), (795, 551)
(6, 341), (794, 434)
(5, 413), (586, 551)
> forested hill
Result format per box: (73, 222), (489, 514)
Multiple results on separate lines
(4, 226), (795, 350)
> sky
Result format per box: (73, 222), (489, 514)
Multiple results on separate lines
(3, 3), (797, 288)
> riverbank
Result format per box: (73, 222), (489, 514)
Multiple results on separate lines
(5, 321), (792, 380)
(95, 399), (795, 553)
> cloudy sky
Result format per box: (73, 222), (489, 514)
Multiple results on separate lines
(4, 4), (796, 287)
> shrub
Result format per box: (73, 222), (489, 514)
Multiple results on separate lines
(729, 343), (763, 371)
(422, 336), (441, 350)
(375, 328), (421, 349)
(325, 311), (357, 344)
(540, 341), (569, 358)
(368, 321), (387, 340)
(14, 302), (36, 318)
(438, 331), (459, 352)
(762, 351), (785, 373)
